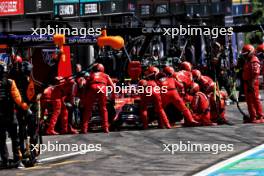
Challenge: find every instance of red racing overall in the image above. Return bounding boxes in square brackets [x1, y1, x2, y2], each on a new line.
[82, 71, 115, 133]
[208, 91, 228, 124]
[190, 92, 214, 126]
[157, 77, 199, 126]
[242, 56, 264, 122]
[42, 80, 74, 135]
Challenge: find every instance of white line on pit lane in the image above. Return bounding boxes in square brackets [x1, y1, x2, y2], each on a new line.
[193, 144, 264, 176]
[38, 150, 92, 163]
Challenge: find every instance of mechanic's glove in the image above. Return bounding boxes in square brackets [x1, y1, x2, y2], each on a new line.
[65, 102, 73, 108]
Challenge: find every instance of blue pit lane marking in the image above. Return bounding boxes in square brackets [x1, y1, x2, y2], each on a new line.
[194, 144, 264, 176]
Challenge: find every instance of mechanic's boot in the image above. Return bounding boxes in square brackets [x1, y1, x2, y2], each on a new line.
[159, 110, 171, 129]
[183, 120, 200, 127]
[200, 115, 215, 126]
[164, 122, 171, 129]
[68, 126, 78, 134]
[103, 128, 109, 133]
[46, 129, 59, 135]
[200, 119, 217, 126]
[245, 117, 261, 124]
[159, 118, 171, 129]
[163, 118, 172, 129]
[182, 110, 200, 127]
[258, 116, 264, 123]
[250, 119, 261, 123]
[80, 127, 88, 134]
[46, 122, 59, 135]
[46, 115, 59, 135]
[202, 121, 217, 126]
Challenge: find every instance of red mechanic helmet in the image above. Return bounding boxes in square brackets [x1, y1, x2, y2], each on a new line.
[190, 82, 200, 94]
[256, 43, 264, 55]
[241, 44, 255, 57]
[144, 66, 159, 77]
[181, 61, 192, 71]
[163, 66, 175, 76]
[192, 69, 201, 80]
[93, 63, 105, 72]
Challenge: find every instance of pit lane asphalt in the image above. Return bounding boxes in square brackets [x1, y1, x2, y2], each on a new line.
[2, 100, 264, 176]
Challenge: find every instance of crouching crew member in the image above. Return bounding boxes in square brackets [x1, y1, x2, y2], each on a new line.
[208, 90, 229, 125]
[188, 83, 215, 126]
[192, 69, 231, 124]
[156, 71, 199, 127]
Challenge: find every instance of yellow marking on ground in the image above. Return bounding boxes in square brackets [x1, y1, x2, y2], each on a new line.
[20, 160, 90, 171]
[16, 173, 25, 176]
[49, 160, 88, 167]
[21, 166, 52, 170]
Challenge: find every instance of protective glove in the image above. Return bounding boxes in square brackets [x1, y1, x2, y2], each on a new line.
[64, 102, 73, 108]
